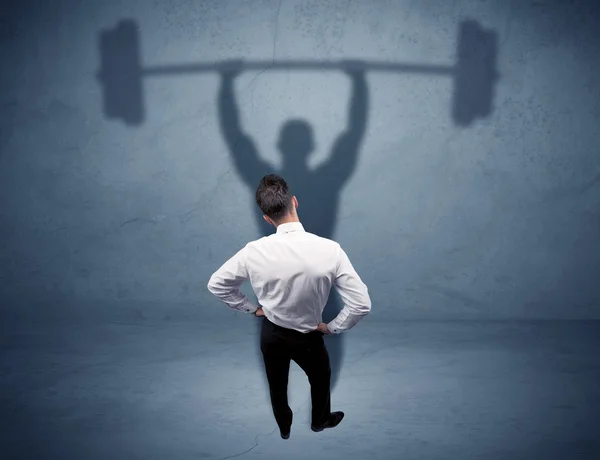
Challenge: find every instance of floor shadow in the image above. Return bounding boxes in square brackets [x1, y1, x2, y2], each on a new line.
[216, 65, 369, 392]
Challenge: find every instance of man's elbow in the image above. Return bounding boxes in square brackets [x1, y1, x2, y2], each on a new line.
[207, 275, 220, 294]
[356, 297, 371, 316]
[362, 299, 372, 315]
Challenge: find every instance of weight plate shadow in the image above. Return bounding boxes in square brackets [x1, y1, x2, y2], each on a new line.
[98, 19, 144, 126]
[453, 19, 498, 127]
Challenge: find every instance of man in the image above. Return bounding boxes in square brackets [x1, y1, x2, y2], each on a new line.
[207, 174, 372, 440]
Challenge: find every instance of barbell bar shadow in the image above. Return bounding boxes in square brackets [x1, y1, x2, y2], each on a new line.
[98, 19, 498, 127]
[141, 61, 454, 75]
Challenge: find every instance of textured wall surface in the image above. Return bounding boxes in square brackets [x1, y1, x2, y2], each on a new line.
[1, 0, 600, 321]
[1, 2, 600, 459]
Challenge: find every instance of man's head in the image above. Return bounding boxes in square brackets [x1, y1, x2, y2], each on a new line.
[255, 174, 299, 227]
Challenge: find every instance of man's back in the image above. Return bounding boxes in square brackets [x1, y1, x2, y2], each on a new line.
[245, 222, 371, 334]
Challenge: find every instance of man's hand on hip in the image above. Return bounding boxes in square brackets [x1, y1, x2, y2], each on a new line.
[317, 322, 332, 335]
[254, 307, 265, 317]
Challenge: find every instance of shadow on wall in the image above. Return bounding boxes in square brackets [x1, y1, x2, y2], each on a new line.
[217, 62, 368, 392]
[97, 19, 499, 128]
[96, 19, 499, 392]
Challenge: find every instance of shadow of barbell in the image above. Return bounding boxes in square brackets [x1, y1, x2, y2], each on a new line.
[98, 19, 499, 127]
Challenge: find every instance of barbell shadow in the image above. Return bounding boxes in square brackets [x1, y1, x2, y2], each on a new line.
[97, 18, 499, 127]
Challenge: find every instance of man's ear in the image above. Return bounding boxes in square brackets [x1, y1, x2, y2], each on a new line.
[292, 196, 298, 208]
[263, 215, 274, 226]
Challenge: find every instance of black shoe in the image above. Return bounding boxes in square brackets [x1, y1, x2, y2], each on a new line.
[311, 411, 345, 432]
[280, 412, 292, 439]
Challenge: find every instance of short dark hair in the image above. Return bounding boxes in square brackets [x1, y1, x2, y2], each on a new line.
[255, 174, 293, 221]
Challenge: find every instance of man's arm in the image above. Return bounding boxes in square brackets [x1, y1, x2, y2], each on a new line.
[207, 245, 260, 314]
[326, 245, 372, 334]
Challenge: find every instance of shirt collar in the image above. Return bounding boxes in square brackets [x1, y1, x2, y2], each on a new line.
[276, 222, 305, 234]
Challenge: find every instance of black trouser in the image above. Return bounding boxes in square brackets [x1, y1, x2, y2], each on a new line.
[260, 316, 332, 431]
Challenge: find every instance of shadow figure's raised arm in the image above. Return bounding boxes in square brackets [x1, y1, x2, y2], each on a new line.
[318, 62, 369, 185]
[217, 61, 272, 188]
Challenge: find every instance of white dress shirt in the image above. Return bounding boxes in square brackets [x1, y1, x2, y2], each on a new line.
[207, 222, 371, 334]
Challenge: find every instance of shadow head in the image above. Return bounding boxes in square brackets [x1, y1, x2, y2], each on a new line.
[277, 119, 315, 166]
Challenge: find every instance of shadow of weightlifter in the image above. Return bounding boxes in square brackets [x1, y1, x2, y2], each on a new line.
[216, 59, 369, 393]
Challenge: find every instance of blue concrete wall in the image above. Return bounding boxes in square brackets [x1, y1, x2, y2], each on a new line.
[1, 0, 600, 321]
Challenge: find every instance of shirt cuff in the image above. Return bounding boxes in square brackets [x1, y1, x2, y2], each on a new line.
[240, 299, 259, 315]
[326, 323, 340, 334]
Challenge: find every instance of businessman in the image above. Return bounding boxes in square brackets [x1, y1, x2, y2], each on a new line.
[207, 174, 371, 439]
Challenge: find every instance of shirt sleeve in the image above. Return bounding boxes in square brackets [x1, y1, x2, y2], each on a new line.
[326, 244, 372, 334]
[207, 245, 260, 314]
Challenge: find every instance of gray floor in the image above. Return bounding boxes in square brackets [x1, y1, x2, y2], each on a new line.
[2, 314, 599, 460]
